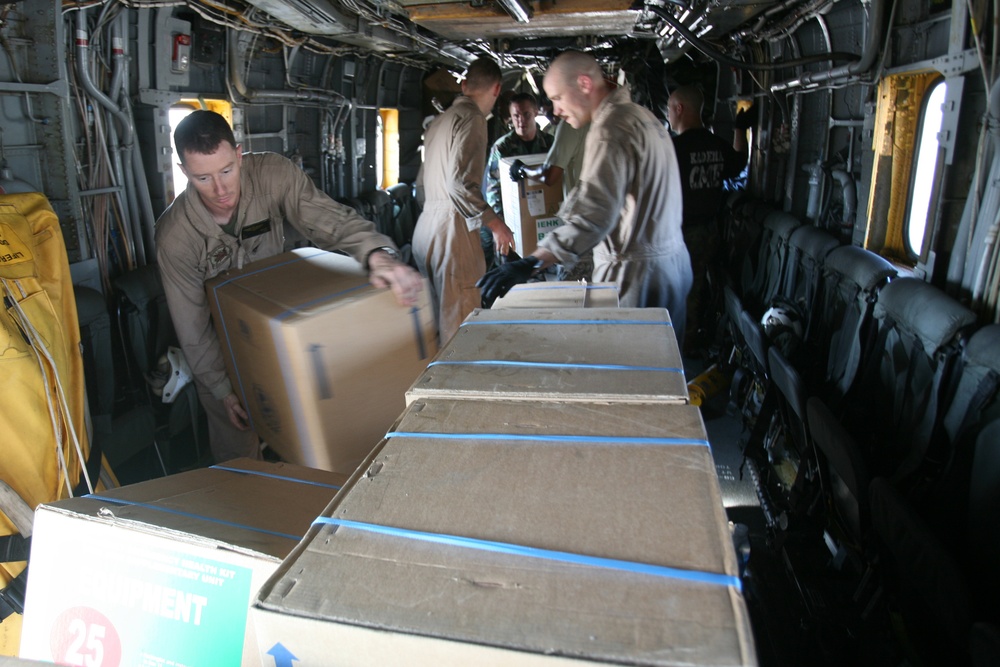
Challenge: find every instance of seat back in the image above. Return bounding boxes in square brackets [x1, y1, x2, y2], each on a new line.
[386, 182, 418, 254]
[870, 477, 972, 663]
[114, 264, 176, 380]
[741, 210, 801, 314]
[113, 265, 206, 472]
[942, 324, 1000, 447]
[354, 189, 396, 242]
[968, 420, 1000, 611]
[75, 286, 114, 422]
[75, 284, 161, 482]
[781, 225, 840, 337]
[766, 346, 812, 507]
[854, 278, 976, 480]
[722, 195, 771, 288]
[812, 245, 896, 403]
[808, 396, 870, 544]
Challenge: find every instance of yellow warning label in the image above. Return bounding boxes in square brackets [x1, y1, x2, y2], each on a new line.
[0, 222, 32, 266]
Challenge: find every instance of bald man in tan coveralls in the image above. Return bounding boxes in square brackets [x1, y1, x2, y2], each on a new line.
[412, 58, 514, 344]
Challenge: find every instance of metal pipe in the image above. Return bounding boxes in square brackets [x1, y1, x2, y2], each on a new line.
[650, 5, 859, 72]
[771, 0, 887, 92]
[830, 169, 858, 230]
[112, 14, 154, 265]
[228, 34, 347, 106]
[76, 9, 141, 266]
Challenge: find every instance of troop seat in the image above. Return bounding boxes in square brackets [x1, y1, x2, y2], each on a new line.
[848, 278, 976, 484]
[741, 210, 802, 315]
[781, 224, 841, 338]
[810, 245, 896, 405]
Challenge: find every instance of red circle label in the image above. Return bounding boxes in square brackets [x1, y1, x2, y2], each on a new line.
[49, 606, 123, 667]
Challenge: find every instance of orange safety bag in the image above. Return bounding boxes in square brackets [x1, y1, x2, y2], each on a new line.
[0, 193, 111, 655]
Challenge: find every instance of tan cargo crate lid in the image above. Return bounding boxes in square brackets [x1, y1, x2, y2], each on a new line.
[41, 458, 346, 559]
[407, 307, 687, 404]
[491, 281, 620, 309]
[254, 399, 755, 666]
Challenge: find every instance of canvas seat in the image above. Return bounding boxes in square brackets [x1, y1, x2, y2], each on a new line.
[741, 210, 801, 315]
[849, 278, 976, 484]
[811, 245, 896, 405]
[76, 285, 163, 484]
[780, 224, 840, 340]
[870, 476, 973, 666]
[113, 265, 207, 473]
[807, 396, 870, 573]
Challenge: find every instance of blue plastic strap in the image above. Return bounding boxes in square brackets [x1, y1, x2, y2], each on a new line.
[507, 284, 618, 291]
[410, 306, 428, 360]
[83, 494, 302, 541]
[209, 249, 327, 432]
[384, 431, 709, 447]
[460, 319, 671, 327]
[210, 465, 343, 490]
[313, 517, 740, 591]
[427, 359, 683, 373]
[275, 283, 368, 321]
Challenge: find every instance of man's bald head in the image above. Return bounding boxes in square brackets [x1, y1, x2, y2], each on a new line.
[542, 51, 609, 129]
[667, 84, 706, 134]
[546, 51, 603, 88]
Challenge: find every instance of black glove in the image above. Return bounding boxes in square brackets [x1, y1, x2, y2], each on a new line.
[734, 105, 757, 131]
[509, 159, 527, 182]
[477, 255, 539, 307]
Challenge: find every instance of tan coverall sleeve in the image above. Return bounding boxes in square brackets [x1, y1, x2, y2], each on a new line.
[157, 238, 234, 401]
[539, 129, 632, 265]
[448, 111, 501, 232]
[278, 164, 396, 262]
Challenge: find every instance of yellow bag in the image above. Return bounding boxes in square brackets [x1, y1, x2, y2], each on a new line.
[0, 193, 108, 655]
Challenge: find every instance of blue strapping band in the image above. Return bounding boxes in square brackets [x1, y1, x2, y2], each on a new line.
[384, 431, 709, 447]
[275, 283, 368, 321]
[427, 359, 684, 373]
[210, 465, 343, 490]
[509, 285, 618, 291]
[83, 494, 302, 541]
[461, 319, 671, 327]
[209, 250, 327, 432]
[313, 517, 741, 591]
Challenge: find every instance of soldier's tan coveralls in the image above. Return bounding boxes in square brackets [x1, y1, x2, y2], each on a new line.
[412, 96, 501, 345]
[156, 153, 395, 463]
[537, 87, 693, 342]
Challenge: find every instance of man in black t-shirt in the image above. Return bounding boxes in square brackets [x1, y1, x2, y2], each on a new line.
[668, 85, 751, 355]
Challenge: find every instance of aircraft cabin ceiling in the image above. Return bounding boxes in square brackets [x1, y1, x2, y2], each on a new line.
[234, 0, 833, 69]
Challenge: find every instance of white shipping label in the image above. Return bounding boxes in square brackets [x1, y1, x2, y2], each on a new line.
[526, 189, 547, 217]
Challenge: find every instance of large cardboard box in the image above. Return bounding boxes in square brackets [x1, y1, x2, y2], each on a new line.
[252, 399, 756, 666]
[492, 281, 620, 309]
[499, 153, 563, 256]
[206, 248, 437, 473]
[407, 307, 687, 405]
[19, 459, 347, 667]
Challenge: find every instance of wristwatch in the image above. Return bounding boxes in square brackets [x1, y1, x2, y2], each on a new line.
[366, 246, 400, 273]
[369, 246, 399, 261]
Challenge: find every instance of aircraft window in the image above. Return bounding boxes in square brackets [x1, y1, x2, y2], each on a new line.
[906, 80, 947, 258]
[378, 108, 400, 189]
[169, 105, 197, 201]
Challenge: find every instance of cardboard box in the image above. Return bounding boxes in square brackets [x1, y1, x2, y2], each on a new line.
[206, 248, 437, 473]
[499, 153, 563, 256]
[492, 281, 620, 309]
[19, 459, 347, 667]
[407, 307, 687, 405]
[252, 399, 756, 666]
